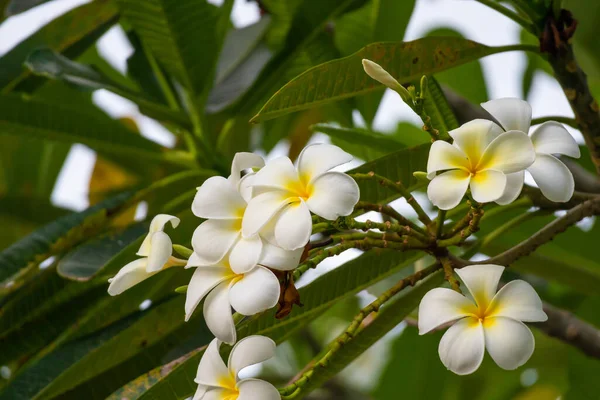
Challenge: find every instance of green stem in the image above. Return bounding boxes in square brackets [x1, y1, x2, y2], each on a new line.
[437, 203, 484, 247]
[475, 0, 537, 33]
[441, 256, 461, 293]
[354, 201, 427, 235]
[436, 209, 446, 238]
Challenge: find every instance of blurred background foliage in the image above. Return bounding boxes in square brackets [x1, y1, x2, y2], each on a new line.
[0, 0, 599, 399]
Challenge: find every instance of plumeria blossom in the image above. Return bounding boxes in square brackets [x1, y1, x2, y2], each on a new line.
[193, 336, 280, 400]
[185, 251, 282, 344]
[242, 144, 360, 250]
[108, 214, 185, 296]
[481, 98, 581, 204]
[418, 264, 548, 375]
[361, 59, 412, 103]
[191, 152, 267, 273]
[427, 119, 536, 209]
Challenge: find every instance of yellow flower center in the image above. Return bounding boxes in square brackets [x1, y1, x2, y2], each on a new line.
[285, 172, 313, 201]
[217, 373, 239, 399]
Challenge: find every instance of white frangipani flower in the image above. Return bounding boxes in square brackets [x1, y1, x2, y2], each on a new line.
[108, 214, 184, 296]
[481, 98, 581, 204]
[427, 119, 536, 210]
[185, 252, 280, 344]
[193, 336, 280, 400]
[191, 153, 266, 274]
[361, 59, 411, 103]
[242, 144, 360, 250]
[418, 264, 548, 375]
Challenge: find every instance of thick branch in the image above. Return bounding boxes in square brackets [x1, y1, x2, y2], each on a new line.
[533, 302, 600, 359]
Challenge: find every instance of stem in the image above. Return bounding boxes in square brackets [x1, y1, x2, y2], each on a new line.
[436, 209, 446, 238]
[437, 203, 484, 247]
[351, 172, 433, 227]
[531, 115, 578, 129]
[354, 201, 427, 235]
[341, 218, 431, 244]
[440, 256, 461, 293]
[475, 0, 537, 33]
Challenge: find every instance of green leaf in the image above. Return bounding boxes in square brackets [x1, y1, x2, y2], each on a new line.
[0, 0, 118, 93]
[349, 142, 431, 204]
[418, 75, 459, 139]
[107, 249, 423, 400]
[116, 0, 230, 111]
[0, 192, 132, 284]
[4, 0, 52, 17]
[0, 94, 175, 162]
[250, 38, 529, 123]
[298, 271, 444, 396]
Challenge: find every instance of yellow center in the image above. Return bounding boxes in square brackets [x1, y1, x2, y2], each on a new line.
[285, 173, 313, 201]
[461, 291, 501, 328]
[218, 373, 239, 400]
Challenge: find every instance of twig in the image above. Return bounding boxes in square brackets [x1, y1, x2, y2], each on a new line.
[354, 201, 427, 235]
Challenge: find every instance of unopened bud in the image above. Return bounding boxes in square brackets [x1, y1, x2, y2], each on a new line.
[362, 59, 412, 104]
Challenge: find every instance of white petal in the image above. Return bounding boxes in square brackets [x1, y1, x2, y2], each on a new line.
[418, 288, 477, 334]
[195, 338, 229, 386]
[427, 169, 471, 210]
[229, 266, 280, 316]
[192, 384, 208, 400]
[469, 169, 507, 203]
[456, 264, 504, 311]
[185, 267, 231, 321]
[481, 98, 532, 133]
[192, 176, 247, 220]
[449, 119, 503, 167]
[438, 317, 485, 375]
[237, 379, 280, 400]
[478, 131, 535, 173]
[145, 231, 173, 273]
[242, 191, 292, 238]
[186, 252, 212, 268]
[230, 152, 265, 182]
[229, 235, 263, 274]
[252, 156, 299, 191]
[530, 121, 580, 158]
[306, 171, 359, 220]
[228, 336, 276, 377]
[484, 317, 535, 370]
[297, 143, 353, 182]
[202, 389, 236, 400]
[192, 220, 240, 264]
[259, 242, 303, 271]
[204, 281, 237, 344]
[495, 171, 525, 205]
[528, 153, 575, 202]
[427, 140, 470, 176]
[238, 173, 256, 203]
[107, 258, 155, 296]
[362, 59, 404, 92]
[488, 280, 548, 322]
[274, 200, 312, 250]
[138, 214, 179, 256]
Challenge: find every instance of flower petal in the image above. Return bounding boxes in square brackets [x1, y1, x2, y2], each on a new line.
[259, 242, 303, 271]
[418, 288, 477, 334]
[186, 251, 212, 268]
[192, 384, 208, 400]
[449, 119, 503, 167]
[229, 266, 280, 315]
[192, 176, 247, 220]
[427, 140, 470, 177]
[242, 191, 292, 238]
[229, 235, 263, 274]
[204, 281, 237, 344]
[530, 121, 580, 158]
[481, 98, 532, 133]
[229, 152, 265, 182]
[455, 264, 504, 311]
[201, 389, 236, 400]
[185, 266, 231, 321]
[192, 220, 240, 264]
[306, 171, 359, 220]
[145, 231, 173, 273]
[488, 280, 548, 322]
[478, 131, 535, 173]
[495, 171, 525, 205]
[297, 143, 353, 182]
[228, 336, 276, 377]
[252, 156, 299, 191]
[469, 169, 507, 203]
[138, 214, 179, 256]
[484, 317, 535, 370]
[274, 200, 312, 250]
[427, 169, 471, 210]
[438, 317, 485, 375]
[237, 379, 281, 400]
[107, 258, 155, 296]
[528, 153, 574, 202]
[362, 59, 404, 92]
[195, 338, 229, 386]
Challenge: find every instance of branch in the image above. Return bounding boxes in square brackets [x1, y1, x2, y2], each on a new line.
[470, 196, 600, 266]
[533, 302, 600, 359]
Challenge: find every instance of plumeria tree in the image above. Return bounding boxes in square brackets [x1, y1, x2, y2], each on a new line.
[1, 0, 600, 399]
